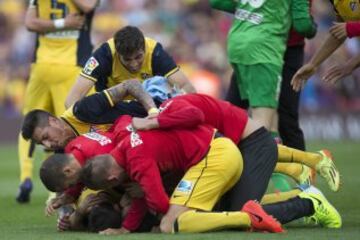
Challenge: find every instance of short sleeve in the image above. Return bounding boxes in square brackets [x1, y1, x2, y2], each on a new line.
[151, 43, 179, 77]
[80, 42, 113, 87]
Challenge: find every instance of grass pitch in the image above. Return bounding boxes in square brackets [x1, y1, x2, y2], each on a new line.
[0, 142, 359, 240]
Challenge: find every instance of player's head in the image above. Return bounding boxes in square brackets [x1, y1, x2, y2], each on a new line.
[87, 203, 122, 232]
[114, 25, 145, 73]
[22, 109, 73, 150]
[40, 153, 81, 192]
[81, 154, 127, 190]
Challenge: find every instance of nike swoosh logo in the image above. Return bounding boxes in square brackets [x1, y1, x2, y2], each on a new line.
[311, 195, 323, 206]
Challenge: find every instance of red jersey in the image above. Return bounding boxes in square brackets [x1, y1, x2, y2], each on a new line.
[63, 132, 115, 198]
[157, 93, 248, 144]
[110, 115, 214, 214]
[65, 132, 115, 165]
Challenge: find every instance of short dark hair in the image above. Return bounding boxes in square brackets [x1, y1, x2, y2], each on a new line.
[39, 153, 72, 192]
[87, 203, 122, 232]
[114, 26, 145, 56]
[81, 155, 112, 190]
[22, 109, 53, 140]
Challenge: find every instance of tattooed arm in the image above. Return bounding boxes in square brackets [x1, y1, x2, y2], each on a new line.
[105, 79, 156, 112]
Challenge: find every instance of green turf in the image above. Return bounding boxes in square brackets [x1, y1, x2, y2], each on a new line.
[0, 142, 359, 239]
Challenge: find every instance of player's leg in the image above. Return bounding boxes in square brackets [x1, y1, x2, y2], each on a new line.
[262, 185, 342, 228]
[161, 137, 282, 233]
[278, 45, 306, 151]
[17, 63, 53, 203]
[239, 63, 293, 193]
[225, 71, 249, 109]
[274, 162, 313, 185]
[243, 63, 282, 131]
[50, 65, 81, 115]
[221, 127, 278, 210]
[277, 144, 340, 191]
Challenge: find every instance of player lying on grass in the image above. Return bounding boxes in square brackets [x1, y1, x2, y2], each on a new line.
[39, 114, 341, 234]
[56, 188, 162, 233]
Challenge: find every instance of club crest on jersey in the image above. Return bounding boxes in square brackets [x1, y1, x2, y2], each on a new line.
[83, 132, 112, 146]
[83, 57, 99, 75]
[350, 1, 357, 11]
[176, 180, 193, 193]
[130, 132, 143, 148]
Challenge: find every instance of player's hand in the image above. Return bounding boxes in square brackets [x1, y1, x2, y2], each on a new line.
[132, 117, 159, 130]
[57, 214, 71, 232]
[291, 63, 317, 92]
[64, 13, 85, 30]
[45, 194, 75, 216]
[99, 227, 130, 235]
[123, 182, 144, 198]
[147, 112, 159, 119]
[329, 22, 347, 40]
[77, 194, 107, 215]
[322, 64, 351, 84]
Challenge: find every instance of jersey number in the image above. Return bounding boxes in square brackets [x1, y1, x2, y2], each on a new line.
[50, 0, 68, 19]
[240, 0, 266, 8]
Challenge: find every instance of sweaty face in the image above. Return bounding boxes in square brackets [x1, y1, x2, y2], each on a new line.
[32, 120, 71, 150]
[119, 49, 145, 73]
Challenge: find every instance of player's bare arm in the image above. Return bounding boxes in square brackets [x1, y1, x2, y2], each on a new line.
[291, 32, 346, 91]
[107, 79, 157, 112]
[323, 54, 360, 84]
[25, 5, 85, 33]
[71, 0, 99, 13]
[167, 70, 196, 93]
[65, 75, 95, 108]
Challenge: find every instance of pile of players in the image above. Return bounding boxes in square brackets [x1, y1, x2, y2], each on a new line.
[17, 0, 354, 235]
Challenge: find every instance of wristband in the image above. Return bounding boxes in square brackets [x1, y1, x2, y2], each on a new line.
[148, 108, 159, 115]
[54, 19, 65, 29]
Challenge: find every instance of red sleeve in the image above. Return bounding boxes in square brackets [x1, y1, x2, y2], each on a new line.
[121, 198, 148, 231]
[158, 100, 205, 129]
[64, 183, 84, 199]
[71, 148, 87, 166]
[346, 22, 360, 38]
[126, 147, 169, 214]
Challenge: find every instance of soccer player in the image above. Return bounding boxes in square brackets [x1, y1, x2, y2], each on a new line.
[77, 122, 284, 234]
[79, 116, 340, 234]
[210, 0, 315, 134]
[211, 0, 316, 192]
[21, 79, 156, 152]
[292, 0, 360, 90]
[81, 84, 339, 196]
[65, 25, 195, 108]
[37, 115, 341, 233]
[17, 0, 98, 203]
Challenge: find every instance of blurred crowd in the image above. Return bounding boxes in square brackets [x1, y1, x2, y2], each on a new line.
[1, 0, 360, 118]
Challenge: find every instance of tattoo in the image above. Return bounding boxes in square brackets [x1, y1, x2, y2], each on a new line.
[107, 79, 156, 110]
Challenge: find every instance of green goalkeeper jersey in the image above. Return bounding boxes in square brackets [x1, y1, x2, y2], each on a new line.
[227, 0, 291, 66]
